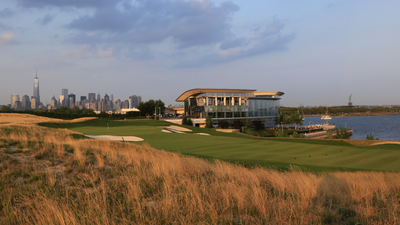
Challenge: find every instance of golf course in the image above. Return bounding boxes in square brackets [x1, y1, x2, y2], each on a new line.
[40, 118, 400, 172]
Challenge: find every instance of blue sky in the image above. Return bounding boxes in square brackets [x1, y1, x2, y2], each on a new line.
[1, 0, 399, 107]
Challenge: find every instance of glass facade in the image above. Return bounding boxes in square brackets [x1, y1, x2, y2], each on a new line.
[188, 92, 280, 120]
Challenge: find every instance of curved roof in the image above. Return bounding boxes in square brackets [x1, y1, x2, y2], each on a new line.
[176, 88, 256, 102]
[253, 91, 285, 96]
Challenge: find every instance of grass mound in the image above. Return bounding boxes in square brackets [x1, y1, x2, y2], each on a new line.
[1, 125, 400, 224]
[39, 118, 400, 172]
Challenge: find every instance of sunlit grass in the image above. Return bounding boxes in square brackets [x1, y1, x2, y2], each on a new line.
[0, 115, 400, 224]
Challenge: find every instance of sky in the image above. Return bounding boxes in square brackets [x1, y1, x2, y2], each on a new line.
[1, 0, 400, 107]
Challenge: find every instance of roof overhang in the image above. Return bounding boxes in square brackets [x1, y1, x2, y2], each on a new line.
[247, 97, 281, 101]
[253, 91, 285, 96]
[176, 88, 256, 102]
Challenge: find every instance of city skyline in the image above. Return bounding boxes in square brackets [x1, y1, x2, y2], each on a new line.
[6, 75, 146, 111]
[1, 1, 400, 106]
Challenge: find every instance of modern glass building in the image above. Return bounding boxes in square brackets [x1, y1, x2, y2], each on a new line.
[176, 89, 284, 125]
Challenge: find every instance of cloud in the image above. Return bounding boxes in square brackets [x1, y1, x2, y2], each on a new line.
[97, 48, 113, 57]
[0, 32, 16, 45]
[15, 0, 294, 66]
[62, 45, 114, 58]
[175, 19, 295, 67]
[36, 14, 54, 25]
[0, 22, 13, 31]
[66, 0, 239, 48]
[62, 45, 95, 58]
[0, 8, 14, 18]
[220, 37, 248, 50]
[16, 0, 116, 9]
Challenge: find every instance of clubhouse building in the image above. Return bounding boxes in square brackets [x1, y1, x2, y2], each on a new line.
[176, 88, 284, 126]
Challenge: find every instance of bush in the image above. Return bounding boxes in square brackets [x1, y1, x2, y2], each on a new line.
[274, 130, 288, 137]
[290, 131, 305, 138]
[242, 119, 252, 127]
[327, 130, 333, 139]
[182, 117, 188, 125]
[232, 120, 243, 129]
[187, 119, 193, 126]
[219, 120, 230, 129]
[366, 134, 379, 140]
[335, 127, 351, 139]
[252, 120, 264, 131]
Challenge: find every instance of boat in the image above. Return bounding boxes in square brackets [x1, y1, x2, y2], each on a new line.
[321, 115, 332, 120]
[321, 106, 332, 120]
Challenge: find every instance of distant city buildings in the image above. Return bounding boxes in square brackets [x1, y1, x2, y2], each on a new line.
[6, 74, 143, 112]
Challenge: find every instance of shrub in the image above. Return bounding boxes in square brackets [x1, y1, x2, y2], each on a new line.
[366, 134, 379, 140]
[242, 119, 252, 127]
[232, 120, 243, 129]
[290, 131, 305, 138]
[334, 127, 351, 139]
[182, 117, 188, 125]
[274, 130, 288, 137]
[219, 120, 230, 129]
[327, 130, 333, 139]
[252, 120, 264, 131]
[187, 119, 193, 126]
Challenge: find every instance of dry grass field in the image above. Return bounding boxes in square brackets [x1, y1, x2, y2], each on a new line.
[1, 114, 400, 224]
[0, 113, 96, 126]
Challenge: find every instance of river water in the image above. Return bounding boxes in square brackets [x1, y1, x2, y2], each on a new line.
[303, 114, 400, 141]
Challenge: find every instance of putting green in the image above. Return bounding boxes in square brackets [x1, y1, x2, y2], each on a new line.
[39, 119, 400, 172]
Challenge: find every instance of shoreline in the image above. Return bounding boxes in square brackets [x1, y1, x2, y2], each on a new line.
[304, 112, 399, 117]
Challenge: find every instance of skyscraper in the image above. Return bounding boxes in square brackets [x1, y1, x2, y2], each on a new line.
[88, 93, 96, 102]
[51, 96, 57, 109]
[11, 95, 19, 109]
[33, 72, 40, 105]
[62, 89, 68, 106]
[129, 95, 142, 108]
[68, 94, 76, 108]
[21, 95, 30, 110]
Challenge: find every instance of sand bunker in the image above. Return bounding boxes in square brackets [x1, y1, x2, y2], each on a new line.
[85, 135, 144, 142]
[196, 133, 210, 136]
[168, 125, 192, 132]
[161, 129, 173, 133]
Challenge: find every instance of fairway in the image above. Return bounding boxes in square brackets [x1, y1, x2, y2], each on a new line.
[40, 119, 400, 172]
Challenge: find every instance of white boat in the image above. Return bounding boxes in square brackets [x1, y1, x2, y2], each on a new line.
[321, 106, 332, 120]
[321, 115, 332, 120]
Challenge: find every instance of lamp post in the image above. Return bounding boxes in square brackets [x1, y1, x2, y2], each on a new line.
[309, 121, 313, 133]
[281, 122, 283, 132]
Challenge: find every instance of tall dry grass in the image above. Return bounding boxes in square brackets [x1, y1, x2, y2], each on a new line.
[0, 113, 96, 126]
[1, 123, 400, 224]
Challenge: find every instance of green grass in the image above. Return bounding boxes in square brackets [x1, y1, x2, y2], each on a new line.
[39, 119, 400, 172]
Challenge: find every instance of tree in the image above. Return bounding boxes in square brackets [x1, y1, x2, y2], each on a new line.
[138, 99, 165, 117]
[282, 115, 291, 129]
[154, 99, 165, 115]
[274, 114, 284, 126]
[289, 113, 303, 130]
